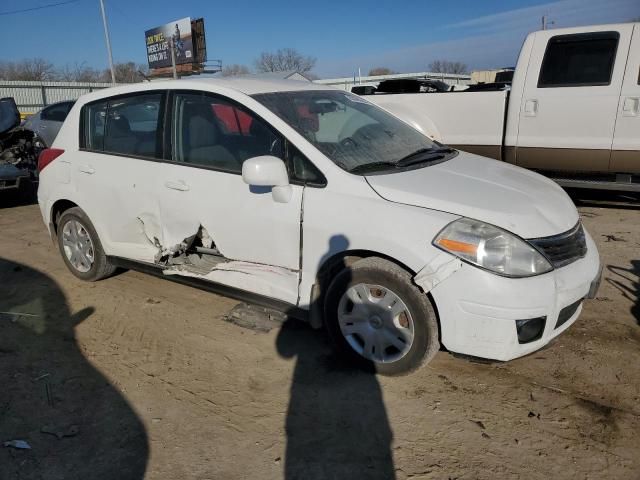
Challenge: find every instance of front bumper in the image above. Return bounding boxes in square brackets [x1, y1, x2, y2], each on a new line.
[0, 164, 31, 191]
[0, 175, 23, 191]
[429, 228, 601, 361]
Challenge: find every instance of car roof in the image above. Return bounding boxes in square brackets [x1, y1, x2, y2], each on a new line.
[76, 77, 337, 105]
[197, 77, 333, 94]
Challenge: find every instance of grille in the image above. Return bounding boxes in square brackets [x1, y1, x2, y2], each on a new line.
[528, 222, 587, 269]
[555, 299, 582, 329]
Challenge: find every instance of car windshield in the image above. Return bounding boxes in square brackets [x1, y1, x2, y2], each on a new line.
[252, 90, 453, 173]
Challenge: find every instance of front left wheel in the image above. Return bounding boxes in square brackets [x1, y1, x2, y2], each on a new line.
[324, 257, 440, 375]
[57, 207, 116, 281]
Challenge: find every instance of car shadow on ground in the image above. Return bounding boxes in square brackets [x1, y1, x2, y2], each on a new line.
[276, 235, 396, 480]
[606, 261, 640, 326]
[567, 188, 640, 211]
[0, 258, 148, 479]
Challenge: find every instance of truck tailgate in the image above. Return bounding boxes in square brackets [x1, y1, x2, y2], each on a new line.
[369, 91, 508, 158]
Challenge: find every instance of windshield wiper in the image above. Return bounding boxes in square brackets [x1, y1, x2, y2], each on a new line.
[349, 161, 399, 174]
[349, 147, 457, 174]
[395, 147, 456, 167]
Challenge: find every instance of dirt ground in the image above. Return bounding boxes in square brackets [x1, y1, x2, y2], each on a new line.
[1, 192, 639, 480]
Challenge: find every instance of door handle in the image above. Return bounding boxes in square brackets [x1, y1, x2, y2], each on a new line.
[78, 165, 95, 174]
[524, 99, 538, 117]
[164, 180, 190, 191]
[622, 97, 639, 117]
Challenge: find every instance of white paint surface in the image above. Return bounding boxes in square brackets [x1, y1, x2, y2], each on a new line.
[366, 23, 639, 166]
[517, 24, 634, 152]
[369, 90, 507, 146]
[613, 23, 640, 152]
[38, 75, 601, 362]
[365, 153, 579, 238]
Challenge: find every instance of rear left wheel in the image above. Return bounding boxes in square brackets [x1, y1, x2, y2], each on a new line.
[57, 207, 116, 281]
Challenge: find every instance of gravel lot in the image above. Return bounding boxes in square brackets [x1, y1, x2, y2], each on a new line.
[1, 194, 639, 480]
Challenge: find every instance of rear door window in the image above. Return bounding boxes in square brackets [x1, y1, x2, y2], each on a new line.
[105, 94, 163, 158]
[538, 32, 619, 88]
[82, 92, 164, 158]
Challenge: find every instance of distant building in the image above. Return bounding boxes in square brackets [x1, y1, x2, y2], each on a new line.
[471, 68, 514, 84]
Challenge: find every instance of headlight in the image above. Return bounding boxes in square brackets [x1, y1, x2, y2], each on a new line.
[433, 218, 552, 277]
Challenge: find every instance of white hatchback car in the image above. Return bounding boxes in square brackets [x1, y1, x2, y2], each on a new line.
[38, 79, 601, 375]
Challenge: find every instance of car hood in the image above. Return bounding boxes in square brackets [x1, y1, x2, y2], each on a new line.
[365, 152, 579, 238]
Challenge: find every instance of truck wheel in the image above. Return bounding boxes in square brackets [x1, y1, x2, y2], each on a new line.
[57, 207, 116, 281]
[324, 257, 439, 375]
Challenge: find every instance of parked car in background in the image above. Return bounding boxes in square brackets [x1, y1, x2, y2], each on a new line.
[361, 23, 640, 192]
[23, 100, 75, 149]
[352, 79, 453, 96]
[38, 79, 600, 374]
[0, 97, 37, 199]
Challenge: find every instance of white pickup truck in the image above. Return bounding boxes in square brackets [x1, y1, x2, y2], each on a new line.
[362, 23, 640, 192]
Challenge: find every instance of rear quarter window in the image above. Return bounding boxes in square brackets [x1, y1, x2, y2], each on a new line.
[82, 101, 107, 151]
[537, 31, 619, 88]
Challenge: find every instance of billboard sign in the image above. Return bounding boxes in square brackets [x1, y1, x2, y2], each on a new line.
[145, 17, 193, 69]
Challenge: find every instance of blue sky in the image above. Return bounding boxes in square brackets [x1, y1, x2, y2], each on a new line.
[1, 0, 638, 77]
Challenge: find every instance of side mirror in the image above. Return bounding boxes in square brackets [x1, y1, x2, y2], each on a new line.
[242, 155, 292, 203]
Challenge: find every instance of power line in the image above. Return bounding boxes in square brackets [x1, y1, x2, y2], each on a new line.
[0, 0, 82, 17]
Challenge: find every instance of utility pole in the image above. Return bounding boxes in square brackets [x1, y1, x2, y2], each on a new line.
[541, 15, 555, 30]
[99, 0, 116, 84]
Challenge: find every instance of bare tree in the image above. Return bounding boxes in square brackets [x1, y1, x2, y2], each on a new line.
[20, 58, 57, 81]
[100, 62, 148, 83]
[0, 58, 56, 81]
[368, 67, 396, 76]
[221, 64, 251, 77]
[0, 62, 18, 80]
[58, 62, 102, 82]
[0, 58, 147, 83]
[254, 48, 316, 73]
[428, 60, 468, 75]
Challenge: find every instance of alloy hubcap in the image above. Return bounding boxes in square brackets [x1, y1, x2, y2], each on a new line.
[337, 283, 415, 363]
[62, 220, 95, 273]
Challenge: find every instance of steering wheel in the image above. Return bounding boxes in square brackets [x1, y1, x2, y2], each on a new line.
[339, 136, 358, 149]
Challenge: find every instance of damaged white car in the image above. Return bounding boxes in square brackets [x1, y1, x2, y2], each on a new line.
[37, 79, 601, 374]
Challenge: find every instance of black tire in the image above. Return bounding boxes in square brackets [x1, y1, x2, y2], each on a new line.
[57, 207, 116, 281]
[324, 257, 440, 376]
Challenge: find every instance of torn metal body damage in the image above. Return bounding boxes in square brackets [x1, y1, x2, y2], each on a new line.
[137, 220, 300, 304]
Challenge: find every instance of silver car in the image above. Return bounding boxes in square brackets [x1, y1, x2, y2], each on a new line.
[23, 100, 75, 148]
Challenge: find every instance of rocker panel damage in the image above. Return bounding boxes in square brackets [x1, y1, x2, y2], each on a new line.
[137, 216, 299, 304]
